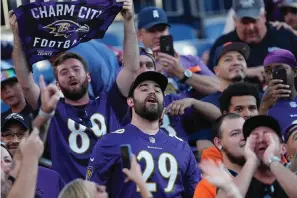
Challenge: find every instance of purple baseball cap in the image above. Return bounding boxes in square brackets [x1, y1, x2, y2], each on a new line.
[264, 49, 297, 68]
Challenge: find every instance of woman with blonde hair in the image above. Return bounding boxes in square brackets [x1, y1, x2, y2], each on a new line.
[58, 179, 107, 198]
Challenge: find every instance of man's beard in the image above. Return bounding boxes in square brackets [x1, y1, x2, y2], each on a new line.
[133, 98, 164, 121]
[59, 77, 88, 101]
[231, 75, 244, 82]
[223, 146, 246, 166]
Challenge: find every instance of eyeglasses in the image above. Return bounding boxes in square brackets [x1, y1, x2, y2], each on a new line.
[281, 7, 297, 15]
[1, 132, 26, 141]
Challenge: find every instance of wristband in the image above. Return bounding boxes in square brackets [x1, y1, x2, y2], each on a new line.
[268, 156, 281, 168]
[38, 108, 55, 119]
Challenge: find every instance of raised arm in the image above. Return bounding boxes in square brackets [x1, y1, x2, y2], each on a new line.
[216, 135, 260, 198]
[116, 0, 140, 97]
[158, 53, 220, 96]
[166, 98, 221, 121]
[7, 128, 44, 198]
[9, 11, 40, 110]
[262, 134, 297, 197]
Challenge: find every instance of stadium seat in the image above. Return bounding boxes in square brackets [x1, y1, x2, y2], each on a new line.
[101, 22, 124, 47]
[170, 23, 197, 41]
[203, 16, 226, 41]
[174, 39, 213, 57]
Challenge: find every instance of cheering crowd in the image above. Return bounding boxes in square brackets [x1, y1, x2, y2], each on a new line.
[1, 0, 297, 197]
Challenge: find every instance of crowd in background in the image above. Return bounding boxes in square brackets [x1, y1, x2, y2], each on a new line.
[1, 0, 297, 197]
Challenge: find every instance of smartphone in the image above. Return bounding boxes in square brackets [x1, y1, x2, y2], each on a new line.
[272, 66, 287, 85]
[120, 144, 132, 169]
[160, 35, 175, 56]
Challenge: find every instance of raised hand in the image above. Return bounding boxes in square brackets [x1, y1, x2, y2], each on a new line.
[261, 79, 291, 110]
[120, 0, 134, 21]
[39, 75, 60, 113]
[263, 133, 282, 166]
[244, 135, 260, 167]
[19, 128, 44, 160]
[122, 155, 144, 184]
[165, 98, 194, 116]
[8, 11, 19, 36]
[199, 160, 232, 189]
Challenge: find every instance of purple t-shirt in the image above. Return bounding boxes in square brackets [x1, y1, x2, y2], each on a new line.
[47, 83, 128, 183]
[268, 97, 297, 134]
[36, 166, 65, 198]
[87, 124, 201, 198]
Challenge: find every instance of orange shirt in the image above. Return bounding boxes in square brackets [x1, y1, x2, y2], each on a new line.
[194, 178, 217, 198]
[201, 146, 222, 162]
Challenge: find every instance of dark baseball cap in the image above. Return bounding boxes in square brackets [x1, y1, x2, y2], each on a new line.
[1, 113, 29, 133]
[280, 0, 297, 9]
[137, 7, 170, 30]
[233, 0, 264, 19]
[243, 115, 282, 140]
[128, 71, 168, 97]
[283, 123, 297, 143]
[214, 42, 250, 66]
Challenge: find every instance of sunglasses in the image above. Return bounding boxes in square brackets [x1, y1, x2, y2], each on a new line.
[281, 7, 297, 15]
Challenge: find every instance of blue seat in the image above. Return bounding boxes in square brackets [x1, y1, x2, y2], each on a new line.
[101, 22, 124, 47]
[174, 39, 213, 57]
[204, 22, 225, 41]
[170, 23, 197, 41]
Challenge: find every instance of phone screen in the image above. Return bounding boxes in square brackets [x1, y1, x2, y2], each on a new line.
[272, 66, 287, 85]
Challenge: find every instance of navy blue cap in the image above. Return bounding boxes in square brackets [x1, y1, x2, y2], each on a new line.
[1, 113, 29, 132]
[213, 42, 250, 66]
[137, 7, 170, 30]
[233, 0, 264, 19]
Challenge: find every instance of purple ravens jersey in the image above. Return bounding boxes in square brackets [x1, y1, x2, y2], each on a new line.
[47, 83, 128, 183]
[36, 166, 65, 198]
[268, 97, 297, 132]
[162, 94, 201, 142]
[87, 124, 201, 198]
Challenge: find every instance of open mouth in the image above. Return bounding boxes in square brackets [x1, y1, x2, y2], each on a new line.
[69, 81, 79, 86]
[146, 96, 157, 104]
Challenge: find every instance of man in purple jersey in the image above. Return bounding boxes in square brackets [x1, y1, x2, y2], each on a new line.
[261, 49, 297, 131]
[120, 48, 221, 144]
[137, 7, 220, 98]
[1, 113, 65, 198]
[87, 71, 201, 198]
[9, 0, 139, 182]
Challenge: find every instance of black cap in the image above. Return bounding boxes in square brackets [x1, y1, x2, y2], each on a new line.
[214, 42, 250, 66]
[1, 113, 29, 133]
[243, 115, 282, 140]
[128, 71, 168, 97]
